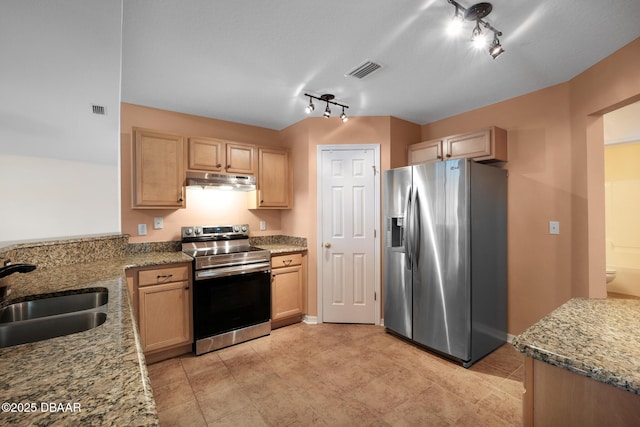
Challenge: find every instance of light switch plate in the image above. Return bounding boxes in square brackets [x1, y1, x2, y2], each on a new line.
[138, 223, 147, 235]
[549, 221, 560, 235]
[153, 216, 164, 229]
[259, 220, 266, 231]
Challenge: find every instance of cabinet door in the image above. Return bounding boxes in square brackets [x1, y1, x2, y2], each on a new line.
[226, 142, 255, 174]
[408, 139, 442, 165]
[138, 281, 192, 353]
[271, 265, 303, 320]
[188, 137, 224, 171]
[133, 128, 185, 208]
[257, 148, 291, 208]
[445, 129, 491, 160]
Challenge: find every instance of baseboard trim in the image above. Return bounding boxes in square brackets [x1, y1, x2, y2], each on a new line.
[303, 315, 318, 324]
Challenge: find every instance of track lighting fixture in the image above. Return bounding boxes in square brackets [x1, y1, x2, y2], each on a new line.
[303, 93, 349, 122]
[446, 1, 505, 59]
[305, 96, 315, 114]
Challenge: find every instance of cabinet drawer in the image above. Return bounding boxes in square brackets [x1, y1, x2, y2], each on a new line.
[139, 264, 190, 286]
[271, 253, 303, 268]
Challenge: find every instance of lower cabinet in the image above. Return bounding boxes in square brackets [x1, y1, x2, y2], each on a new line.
[127, 262, 193, 364]
[271, 252, 305, 328]
[523, 357, 640, 426]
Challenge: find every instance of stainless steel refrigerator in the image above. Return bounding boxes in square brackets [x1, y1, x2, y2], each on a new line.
[383, 158, 507, 367]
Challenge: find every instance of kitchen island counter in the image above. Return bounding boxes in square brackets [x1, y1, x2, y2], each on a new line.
[513, 297, 640, 426]
[0, 247, 192, 426]
[512, 297, 640, 394]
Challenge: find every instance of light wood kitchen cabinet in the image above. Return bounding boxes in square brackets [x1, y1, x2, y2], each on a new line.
[523, 357, 640, 426]
[132, 128, 185, 209]
[408, 138, 443, 164]
[271, 252, 305, 328]
[129, 263, 192, 363]
[408, 126, 507, 165]
[248, 147, 292, 209]
[188, 137, 224, 172]
[187, 137, 256, 174]
[226, 142, 256, 174]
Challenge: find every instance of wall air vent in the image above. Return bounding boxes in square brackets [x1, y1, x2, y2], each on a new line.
[345, 60, 382, 79]
[92, 104, 106, 115]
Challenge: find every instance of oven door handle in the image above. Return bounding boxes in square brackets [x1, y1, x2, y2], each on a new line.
[195, 262, 271, 280]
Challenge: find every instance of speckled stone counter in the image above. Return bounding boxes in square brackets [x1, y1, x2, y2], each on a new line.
[0, 236, 192, 426]
[250, 235, 307, 254]
[512, 297, 640, 394]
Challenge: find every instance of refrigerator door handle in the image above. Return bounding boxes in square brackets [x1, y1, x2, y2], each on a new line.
[404, 188, 412, 269]
[413, 188, 421, 262]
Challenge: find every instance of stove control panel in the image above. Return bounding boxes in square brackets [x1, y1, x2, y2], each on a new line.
[181, 224, 249, 240]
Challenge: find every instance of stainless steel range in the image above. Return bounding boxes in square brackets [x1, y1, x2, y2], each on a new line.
[181, 224, 271, 355]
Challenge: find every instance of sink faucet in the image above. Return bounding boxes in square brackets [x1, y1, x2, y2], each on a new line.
[0, 260, 37, 299]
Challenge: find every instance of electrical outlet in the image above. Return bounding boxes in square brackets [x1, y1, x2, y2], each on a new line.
[138, 223, 147, 236]
[153, 216, 164, 229]
[549, 221, 560, 235]
[259, 220, 266, 231]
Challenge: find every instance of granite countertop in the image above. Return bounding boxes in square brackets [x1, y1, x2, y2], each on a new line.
[0, 250, 192, 426]
[250, 235, 307, 254]
[512, 297, 640, 394]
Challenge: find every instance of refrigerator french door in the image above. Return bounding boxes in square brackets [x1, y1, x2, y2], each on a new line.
[383, 159, 507, 367]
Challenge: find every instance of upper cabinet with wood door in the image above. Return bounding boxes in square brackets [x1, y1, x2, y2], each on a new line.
[187, 137, 255, 175]
[132, 128, 185, 209]
[248, 147, 292, 209]
[408, 126, 508, 165]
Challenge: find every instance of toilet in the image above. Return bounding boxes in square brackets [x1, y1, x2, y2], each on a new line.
[606, 268, 617, 284]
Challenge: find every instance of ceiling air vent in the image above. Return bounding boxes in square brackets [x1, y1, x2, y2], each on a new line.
[92, 104, 106, 115]
[345, 60, 382, 79]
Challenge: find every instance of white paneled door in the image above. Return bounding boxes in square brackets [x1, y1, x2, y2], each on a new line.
[319, 146, 379, 324]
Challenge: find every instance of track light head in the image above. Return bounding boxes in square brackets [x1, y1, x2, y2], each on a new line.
[489, 32, 504, 59]
[323, 103, 331, 118]
[305, 97, 315, 114]
[471, 20, 487, 48]
[340, 107, 348, 123]
[447, 5, 464, 36]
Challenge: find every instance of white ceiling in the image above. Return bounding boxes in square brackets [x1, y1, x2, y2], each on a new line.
[121, 0, 640, 131]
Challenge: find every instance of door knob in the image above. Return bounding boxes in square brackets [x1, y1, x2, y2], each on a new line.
[324, 243, 331, 248]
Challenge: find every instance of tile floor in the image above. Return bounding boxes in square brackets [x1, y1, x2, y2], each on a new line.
[147, 323, 524, 426]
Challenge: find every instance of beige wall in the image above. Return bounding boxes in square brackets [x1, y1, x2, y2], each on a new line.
[120, 103, 283, 242]
[422, 37, 640, 334]
[604, 142, 640, 297]
[280, 116, 421, 317]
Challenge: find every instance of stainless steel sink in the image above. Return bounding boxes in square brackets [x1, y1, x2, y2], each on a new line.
[0, 289, 108, 322]
[0, 288, 108, 348]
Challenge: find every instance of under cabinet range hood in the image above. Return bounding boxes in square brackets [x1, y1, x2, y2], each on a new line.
[186, 171, 256, 191]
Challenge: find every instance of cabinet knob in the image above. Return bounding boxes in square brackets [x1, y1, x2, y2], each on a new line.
[227, 164, 231, 169]
[184, 286, 190, 290]
[216, 163, 222, 168]
[324, 243, 331, 248]
[446, 154, 452, 158]
[437, 155, 442, 160]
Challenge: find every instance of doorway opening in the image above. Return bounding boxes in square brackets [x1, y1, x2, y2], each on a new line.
[603, 101, 640, 298]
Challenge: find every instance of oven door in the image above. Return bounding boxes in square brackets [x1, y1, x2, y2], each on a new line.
[193, 269, 271, 341]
